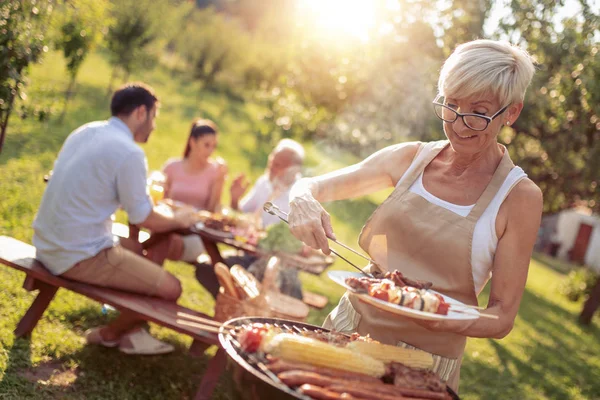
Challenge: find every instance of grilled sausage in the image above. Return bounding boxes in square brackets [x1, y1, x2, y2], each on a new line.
[268, 360, 383, 383]
[278, 371, 336, 387]
[327, 384, 408, 399]
[278, 371, 448, 400]
[298, 384, 359, 400]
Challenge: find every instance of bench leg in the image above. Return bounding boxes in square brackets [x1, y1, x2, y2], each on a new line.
[194, 348, 227, 400]
[199, 237, 224, 265]
[14, 279, 58, 337]
[189, 339, 211, 357]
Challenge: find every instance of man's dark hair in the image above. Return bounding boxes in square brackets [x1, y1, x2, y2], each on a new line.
[110, 82, 158, 116]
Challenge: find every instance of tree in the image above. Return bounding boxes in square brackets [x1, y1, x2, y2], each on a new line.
[497, 0, 600, 213]
[52, 0, 110, 120]
[175, 7, 246, 87]
[105, 0, 187, 90]
[0, 0, 55, 153]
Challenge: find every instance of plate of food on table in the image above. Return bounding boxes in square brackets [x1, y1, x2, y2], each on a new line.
[195, 208, 263, 242]
[328, 270, 483, 321]
[222, 319, 458, 400]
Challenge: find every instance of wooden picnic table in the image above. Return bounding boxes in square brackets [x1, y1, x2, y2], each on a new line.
[130, 221, 331, 309]
[131, 221, 265, 266]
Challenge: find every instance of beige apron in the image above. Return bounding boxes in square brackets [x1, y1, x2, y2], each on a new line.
[324, 140, 514, 392]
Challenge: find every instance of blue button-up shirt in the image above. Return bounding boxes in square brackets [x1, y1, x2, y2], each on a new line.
[33, 117, 153, 275]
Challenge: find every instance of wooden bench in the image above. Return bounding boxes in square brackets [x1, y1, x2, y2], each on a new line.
[0, 236, 227, 400]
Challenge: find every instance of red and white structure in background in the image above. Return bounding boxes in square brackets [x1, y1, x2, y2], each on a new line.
[538, 207, 600, 272]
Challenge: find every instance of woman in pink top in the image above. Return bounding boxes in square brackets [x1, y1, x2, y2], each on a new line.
[162, 119, 227, 263]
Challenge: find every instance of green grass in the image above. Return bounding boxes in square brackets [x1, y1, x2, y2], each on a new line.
[1, 51, 599, 399]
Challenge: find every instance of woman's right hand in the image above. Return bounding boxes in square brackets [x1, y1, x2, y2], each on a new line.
[288, 192, 336, 255]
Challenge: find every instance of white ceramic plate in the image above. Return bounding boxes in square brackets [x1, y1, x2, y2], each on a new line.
[194, 221, 235, 239]
[327, 270, 480, 321]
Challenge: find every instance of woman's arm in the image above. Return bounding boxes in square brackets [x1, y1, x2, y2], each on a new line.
[161, 160, 177, 199]
[288, 142, 420, 253]
[292, 142, 420, 203]
[417, 178, 543, 338]
[206, 158, 228, 213]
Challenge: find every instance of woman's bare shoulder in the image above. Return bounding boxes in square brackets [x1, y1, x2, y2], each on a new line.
[505, 178, 543, 221]
[369, 141, 421, 165]
[389, 141, 421, 157]
[371, 141, 421, 181]
[162, 157, 183, 172]
[509, 178, 542, 203]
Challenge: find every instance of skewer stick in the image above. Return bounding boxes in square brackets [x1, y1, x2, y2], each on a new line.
[176, 312, 233, 329]
[449, 304, 486, 310]
[449, 309, 499, 319]
[176, 319, 224, 333]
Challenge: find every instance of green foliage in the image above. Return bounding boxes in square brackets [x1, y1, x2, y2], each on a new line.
[51, 0, 110, 80]
[258, 222, 304, 254]
[559, 267, 599, 302]
[174, 7, 247, 87]
[0, 0, 55, 151]
[1, 48, 599, 400]
[498, 0, 600, 213]
[105, 0, 189, 81]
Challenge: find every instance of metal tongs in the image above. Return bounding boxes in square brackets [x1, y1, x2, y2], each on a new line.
[263, 202, 374, 278]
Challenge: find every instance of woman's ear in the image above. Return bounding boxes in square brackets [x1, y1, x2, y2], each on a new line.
[507, 102, 524, 125]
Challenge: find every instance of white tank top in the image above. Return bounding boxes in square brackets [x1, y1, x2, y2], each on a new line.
[396, 143, 527, 294]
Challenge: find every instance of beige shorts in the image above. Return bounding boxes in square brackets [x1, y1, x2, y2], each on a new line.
[60, 245, 169, 297]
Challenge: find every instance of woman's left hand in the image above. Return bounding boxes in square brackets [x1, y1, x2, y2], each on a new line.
[215, 157, 228, 179]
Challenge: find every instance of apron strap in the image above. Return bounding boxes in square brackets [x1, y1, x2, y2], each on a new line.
[395, 140, 449, 194]
[466, 146, 514, 222]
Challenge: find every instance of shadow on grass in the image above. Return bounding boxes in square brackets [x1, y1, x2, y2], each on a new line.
[0, 329, 234, 399]
[0, 337, 36, 398]
[0, 82, 110, 167]
[462, 287, 600, 399]
[531, 253, 579, 276]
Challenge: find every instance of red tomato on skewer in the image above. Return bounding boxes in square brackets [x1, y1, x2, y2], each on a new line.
[239, 324, 269, 352]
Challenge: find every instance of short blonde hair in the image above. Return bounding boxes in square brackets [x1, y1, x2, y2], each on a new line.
[438, 40, 536, 105]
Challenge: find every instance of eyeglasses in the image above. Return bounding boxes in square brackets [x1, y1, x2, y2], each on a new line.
[432, 95, 510, 131]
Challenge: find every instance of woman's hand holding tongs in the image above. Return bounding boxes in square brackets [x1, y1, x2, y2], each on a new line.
[288, 191, 336, 255]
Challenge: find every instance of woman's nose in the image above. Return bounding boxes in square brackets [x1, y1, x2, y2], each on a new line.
[452, 116, 470, 132]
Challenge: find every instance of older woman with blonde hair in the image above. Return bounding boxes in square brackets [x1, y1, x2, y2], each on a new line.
[287, 40, 543, 391]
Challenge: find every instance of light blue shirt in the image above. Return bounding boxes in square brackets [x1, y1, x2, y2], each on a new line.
[240, 174, 293, 228]
[33, 117, 153, 275]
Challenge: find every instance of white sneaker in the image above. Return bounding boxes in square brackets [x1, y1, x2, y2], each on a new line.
[118, 328, 174, 355]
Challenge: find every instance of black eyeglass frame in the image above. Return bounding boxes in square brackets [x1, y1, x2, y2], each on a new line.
[432, 95, 510, 131]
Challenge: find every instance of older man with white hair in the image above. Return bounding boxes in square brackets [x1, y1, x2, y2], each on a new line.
[230, 138, 305, 227]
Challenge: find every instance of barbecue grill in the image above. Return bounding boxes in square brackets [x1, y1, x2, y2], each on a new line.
[218, 316, 460, 400]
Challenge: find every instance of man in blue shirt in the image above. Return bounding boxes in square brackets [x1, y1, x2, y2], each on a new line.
[33, 82, 196, 355]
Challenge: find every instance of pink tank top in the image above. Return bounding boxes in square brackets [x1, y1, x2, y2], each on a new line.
[162, 158, 218, 210]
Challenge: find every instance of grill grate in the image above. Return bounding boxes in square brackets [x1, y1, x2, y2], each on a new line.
[219, 317, 459, 400]
[223, 319, 321, 400]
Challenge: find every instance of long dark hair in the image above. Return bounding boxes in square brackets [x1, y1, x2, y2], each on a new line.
[183, 118, 218, 158]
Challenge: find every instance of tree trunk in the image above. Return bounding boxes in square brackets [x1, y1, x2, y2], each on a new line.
[59, 76, 77, 123]
[107, 66, 119, 96]
[0, 83, 18, 154]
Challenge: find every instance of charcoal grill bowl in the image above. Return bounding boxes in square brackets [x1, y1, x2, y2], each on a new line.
[218, 316, 460, 400]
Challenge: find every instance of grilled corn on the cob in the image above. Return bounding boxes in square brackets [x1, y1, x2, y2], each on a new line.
[264, 333, 386, 377]
[346, 341, 433, 369]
